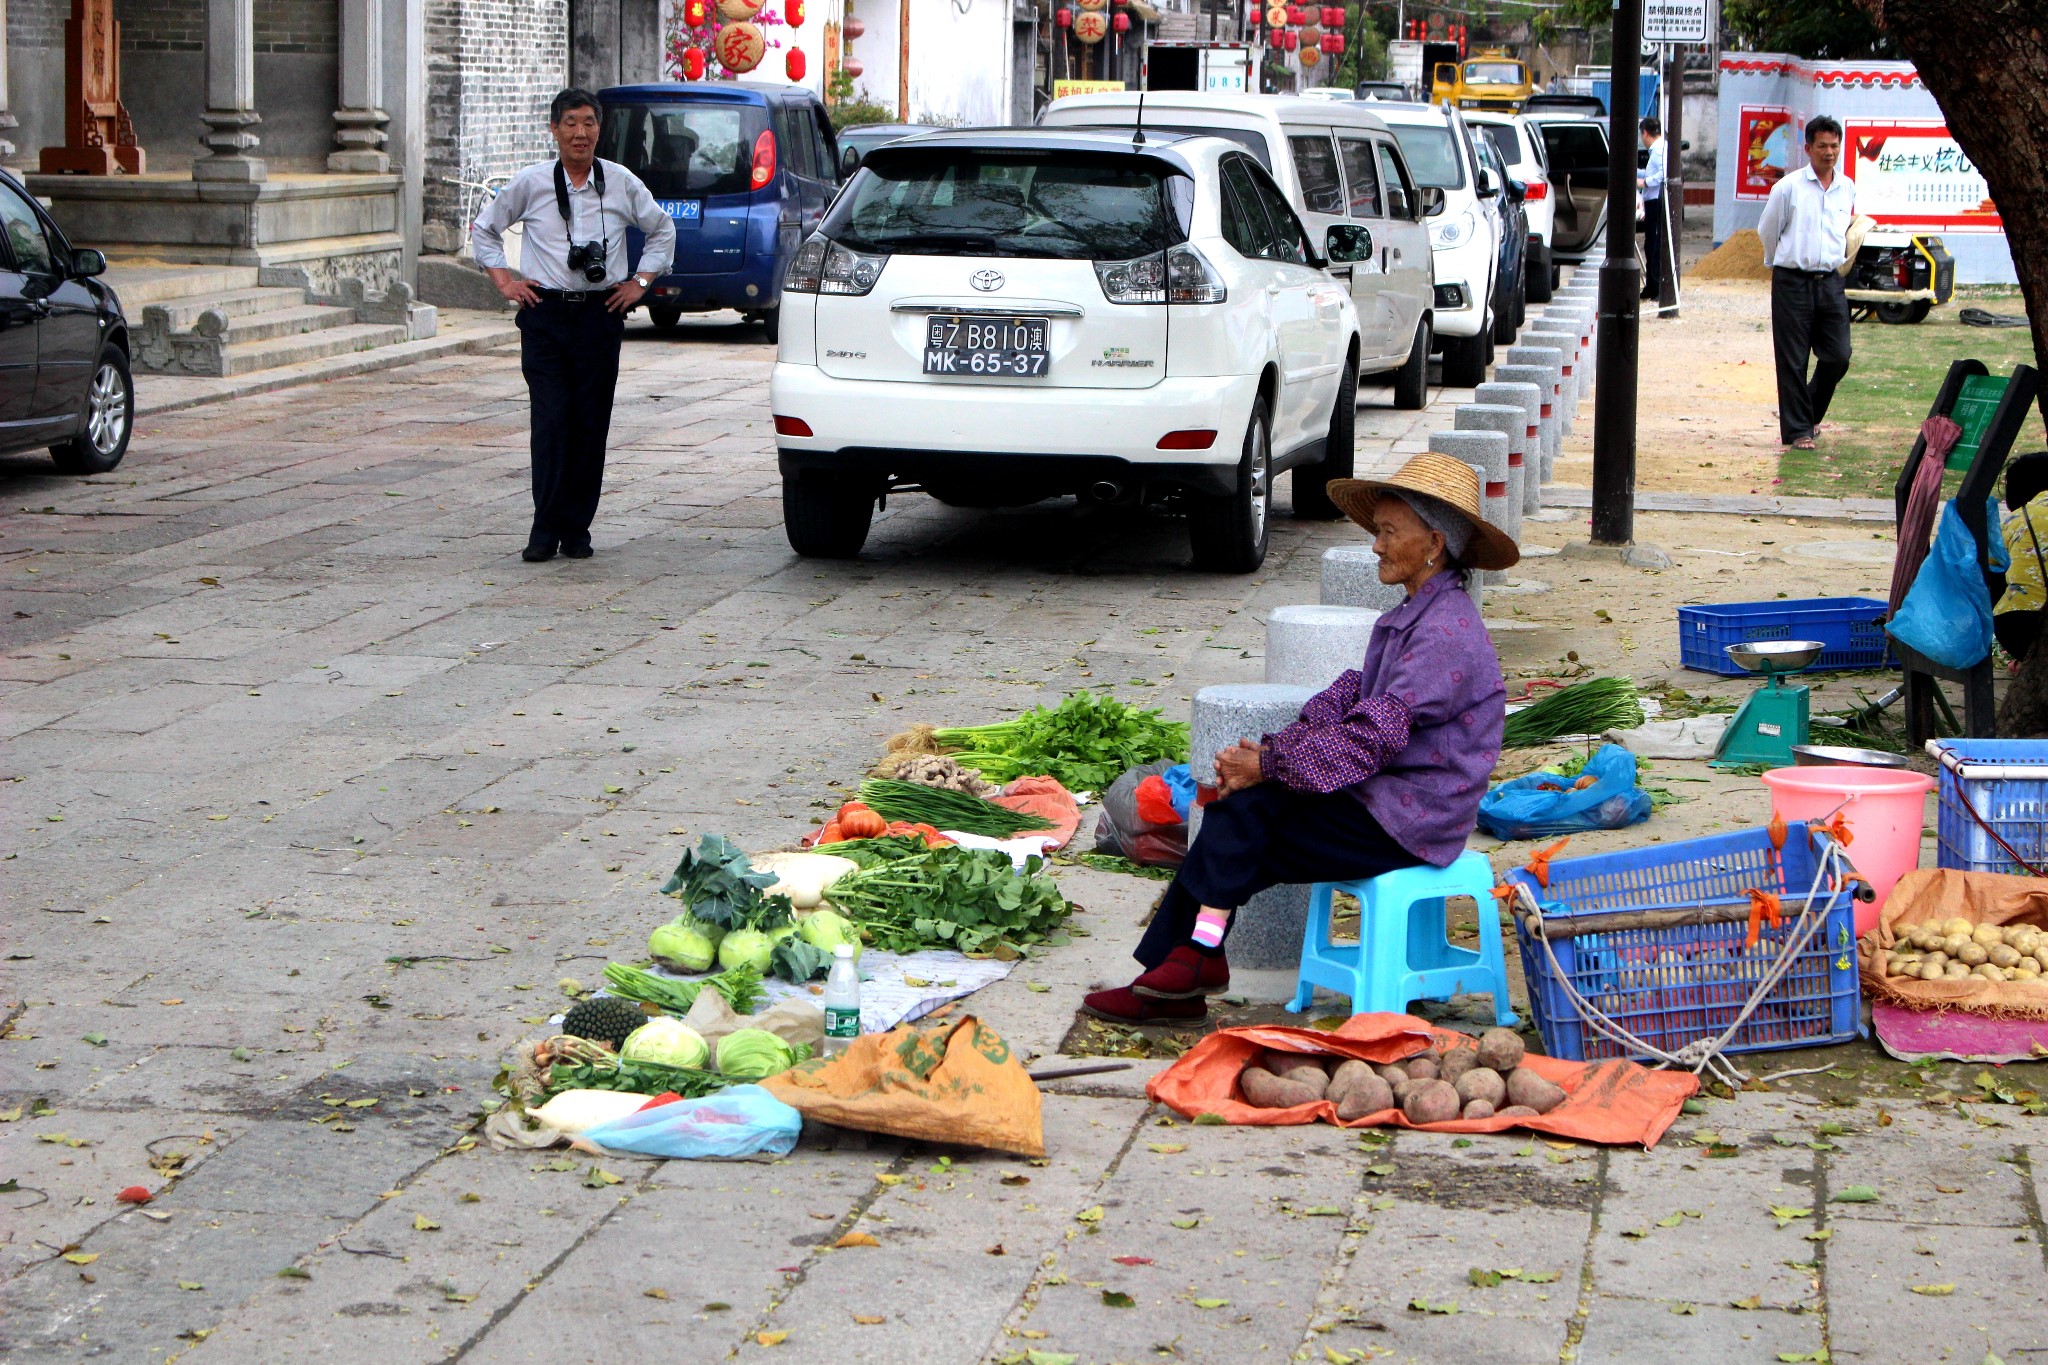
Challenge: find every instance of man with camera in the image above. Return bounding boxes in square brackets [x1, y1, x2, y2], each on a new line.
[473, 88, 676, 561]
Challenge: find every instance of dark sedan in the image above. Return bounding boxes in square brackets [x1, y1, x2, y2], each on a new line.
[1, 169, 132, 474]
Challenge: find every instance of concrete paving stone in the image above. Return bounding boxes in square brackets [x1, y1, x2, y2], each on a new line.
[1596, 1141, 1820, 1308]
[157, 1115, 453, 1221]
[1575, 1296, 1823, 1364]
[69, 682, 373, 775]
[41, 680, 255, 734]
[1811, 1128, 2030, 1228]
[1824, 1214, 2048, 1362]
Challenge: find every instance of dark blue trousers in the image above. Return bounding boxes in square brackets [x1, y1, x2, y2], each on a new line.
[1134, 783, 1421, 968]
[516, 296, 625, 548]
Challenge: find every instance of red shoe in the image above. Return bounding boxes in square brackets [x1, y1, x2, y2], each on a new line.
[1131, 945, 1231, 1000]
[1080, 986, 1208, 1025]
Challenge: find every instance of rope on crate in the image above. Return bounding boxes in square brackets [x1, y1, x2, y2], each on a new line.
[1942, 764, 2048, 878]
[1514, 834, 1851, 1090]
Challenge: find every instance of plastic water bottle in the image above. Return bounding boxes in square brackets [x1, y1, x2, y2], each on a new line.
[822, 943, 860, 1056]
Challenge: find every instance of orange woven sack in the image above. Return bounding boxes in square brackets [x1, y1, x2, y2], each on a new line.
[1146, 1012, 1697, 1148]
[1859, 868, 2048, 1020]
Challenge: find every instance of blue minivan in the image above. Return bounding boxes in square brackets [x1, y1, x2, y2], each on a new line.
[597, 81, 841, 342]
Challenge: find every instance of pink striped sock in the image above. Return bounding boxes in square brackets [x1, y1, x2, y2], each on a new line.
[1191, 910, 1229, 949]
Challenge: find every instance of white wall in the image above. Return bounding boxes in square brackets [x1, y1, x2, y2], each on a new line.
[908, 0, 1009, 124]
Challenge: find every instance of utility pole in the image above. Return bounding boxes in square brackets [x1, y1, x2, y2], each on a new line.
[1656, 41, 1681, 315]
[1589, 0, 1641, 546]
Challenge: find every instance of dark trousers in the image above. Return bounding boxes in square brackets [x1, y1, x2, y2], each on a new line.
[1639, 196, 1667, 300]
[1770, 267, 1853, 444]
[1135, 783, 1422, 969]
[516, 297, 625, 547]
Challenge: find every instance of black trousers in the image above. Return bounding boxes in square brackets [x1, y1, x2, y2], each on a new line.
[1135, 783, 1423, 969]
[1771, 267, 1853, 444]
[517, 296, 625, 547]
[1639, 197, 1667, 300]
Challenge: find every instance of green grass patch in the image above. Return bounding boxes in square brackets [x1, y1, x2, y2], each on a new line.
[1777, 288, 2037, 499]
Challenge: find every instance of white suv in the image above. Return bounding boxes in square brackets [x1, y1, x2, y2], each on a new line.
[1372, 102, 1503, 387]
[770, 129, 1364, 572]
[1468, 111, 1557, 302]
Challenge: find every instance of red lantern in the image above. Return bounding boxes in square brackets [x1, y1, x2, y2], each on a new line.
[684, 0, 707, 23]
[843, 15, 864, 35]
[1321, 31, 1343, 51]
[1320, 6, 1341, 25]
[1111, 10, 1129, 30]
[1285, 5, 1305, 24]
[844, 56, 863, 75]
[682, 45, 706, 78]
[787, 0, 805, 23]
[1280, 29, 1298, 48]
[786, 46, 806, 78]
[1054, 5, 1071, 23]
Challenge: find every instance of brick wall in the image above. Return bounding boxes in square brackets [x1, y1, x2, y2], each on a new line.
[116, 0, 203, 51]
[423, 0, 569, 252]
[254, 0, 339, 54]
[10, 0, 68, 49]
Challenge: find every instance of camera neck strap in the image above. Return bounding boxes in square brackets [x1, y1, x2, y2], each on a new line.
[552, 159, 606, 240]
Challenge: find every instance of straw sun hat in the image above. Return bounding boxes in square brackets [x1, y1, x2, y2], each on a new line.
[1326, 453, 1521, 572]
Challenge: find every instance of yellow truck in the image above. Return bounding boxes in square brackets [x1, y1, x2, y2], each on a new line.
[1432, 50, 1534, 113]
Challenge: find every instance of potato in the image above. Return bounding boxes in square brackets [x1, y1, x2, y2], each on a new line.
[1919, 962, 1948, 982]
[1240, 1066, 1324, 1109]
[1475, 1027, 1526, 1073]
[1943, 917, 1975, 938]
[1910, 927, 1942, 950]
[1975, 924, 2006, 948]
[1455, 1066, 1507, 1109]
[1990, 944, 2021, 968]
[2015, 931, 2042, 956]
[1404, 1056, 1441, 1082]
[1437, 1050, 1478, 1086]
[1945, 961, 1974, 980]
[2013, 965, 2041, 981]
[1496, 1105, 1539, 1119]
[1942, 933, 1972, 956]
[1925, 951, 1948, 969]
[1974, 964, 2008, 982]
[1262, 1049, 1329, 1080]
[1505, 1067, 1568, 1115]
[1375, 1063, 1411, 1086]
[1461, 1099, 1496, 1120]
[1329, 1061, 1395, 1119]
[1392, 1078, 1431, 1107]
[1401, 1079, 1462, 1125]
[1958, 942, 1989, 967]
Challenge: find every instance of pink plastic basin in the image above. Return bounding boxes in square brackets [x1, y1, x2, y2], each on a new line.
[1762, 765, 1935, 936]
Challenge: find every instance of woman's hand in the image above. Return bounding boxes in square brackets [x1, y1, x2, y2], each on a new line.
[1214, 739, 1265, 797]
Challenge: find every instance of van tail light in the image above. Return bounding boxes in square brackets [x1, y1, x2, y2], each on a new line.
[1521, 177, 1548, 202]
[785, 236, 888, 295]
[751, 129, 776, 190]
[774, 415, 814, 437]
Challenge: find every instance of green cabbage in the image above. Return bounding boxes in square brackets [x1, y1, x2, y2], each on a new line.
[717, 927, 774, 974]
[796, 908, 862, 961]
[649, 915, 723, 973]
[715, 1027, 807, 1081]
[620, 1016, 709, 1071]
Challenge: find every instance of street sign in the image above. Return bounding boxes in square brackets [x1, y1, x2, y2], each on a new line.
[1644, 0, 1711, 43]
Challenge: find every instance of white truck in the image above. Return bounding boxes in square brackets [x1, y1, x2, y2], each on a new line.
[1146, 43, 1255, 94]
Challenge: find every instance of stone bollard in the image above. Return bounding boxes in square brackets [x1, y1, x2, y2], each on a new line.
[1476, 381, 1544, 517]
[1428, 429, 1511, 584]
[1320, 545, 1405, 612]
[1188, 683, 1317, 970]
[1265, 605, 1383, 690]
[1454, 403, 1527, 555]
[1541, 306, 1595, 403]
[1520, 331, 1581, 433]
[1500, 351, 1564, 482]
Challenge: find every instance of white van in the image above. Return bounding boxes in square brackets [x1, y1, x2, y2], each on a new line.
[1042, 91, 1436, 410]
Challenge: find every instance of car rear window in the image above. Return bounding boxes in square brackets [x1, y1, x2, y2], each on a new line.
[1386, 123, 1465, 190]
[1477, 124, 1527, 168]
[598, 101, 769, 198]
[1100, 123, 1271, 168]
[824, 150, 1188, 260]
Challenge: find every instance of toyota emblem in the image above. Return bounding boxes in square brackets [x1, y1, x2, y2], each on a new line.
[970, 269, 1005, 292]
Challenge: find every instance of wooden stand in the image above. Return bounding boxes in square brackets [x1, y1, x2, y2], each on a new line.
[37, 0, 145, 175]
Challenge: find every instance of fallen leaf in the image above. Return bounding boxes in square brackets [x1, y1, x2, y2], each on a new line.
[876, 1174, 905, 1186]
[835, 1231, 880, 1249]
[1769, 1205, 1813, 1228]
[986, 1243, 1006, 1256]
[1656, 1213, 1686, 1228]
[1101, 1290, 1136, 1308]
[756, 1330, 789, 1346]
[1170, 1217, 1201, 1229]
[278, 1267, 311, 1279]
[1731, 1295, 1763, 1310]
[1407, 1298, 1457, 1314]
[159, 999, 183, 1007]
[1193, 1113, 1227, 1126]
[61, 1253, 98, 1265]
[1521, 1271, 1561, 1284]
[1000, 1174, 1031, 1186]
[1075, 1205, 1104, 1224]
[853, 1313, 885, 1324]
[1830, 1185, 1879, 1203]
[1670, 1303, 1697, 1315]
[1469, 1268, 1503, 1288]
[1019, 1329, 1047, 1340]
[1147, 1143, 1187, 1155]
[1026, 1352, 1079, 1365]
[178, 1281, 204, 1291]
[1025, 983, 1051, 993]
[81, 1033, 107, 1047]
[1191, 1297, 1228, 1309]
[1112, 1256, 1153, 1267]
[344, 1098, 379, 1109]
[414, 1215, 441, 1231]
[1910, 1283, 1956, 1296]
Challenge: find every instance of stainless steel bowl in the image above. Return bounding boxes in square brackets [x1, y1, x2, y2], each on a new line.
[1789, 744, 1915, 770]
[1725, 639, 1827, 674]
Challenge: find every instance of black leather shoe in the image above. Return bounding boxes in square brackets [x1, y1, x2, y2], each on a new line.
[561, 541, 593, 559]
[522, 540, 557, 562]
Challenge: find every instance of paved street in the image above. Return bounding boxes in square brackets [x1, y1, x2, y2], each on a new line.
[5, 316, 2046, 1364]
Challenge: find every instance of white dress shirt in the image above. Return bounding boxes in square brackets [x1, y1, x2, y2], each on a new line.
[1756, 163, 1857, 272]
[471, 158, 677, 290]
[1638, 139, 1666, 202]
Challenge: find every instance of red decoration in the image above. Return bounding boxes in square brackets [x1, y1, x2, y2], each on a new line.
[1321, 31, 1343, 51]
[1320, 6, 1342, 25]
[1280, 28, 1298, 48]
[844, 55, 863, 75]
[116, 1186, 152, 1205]
[787, 0, 805, 23]
[715, 20, 765, 71]
[1055, 6, 1071, 23]
[844, 15, 863, 35]
[1285, 5, 1305, 24]
[1300, 42, 1319, 64]
[684, 0, 707, 24]
[1112, 10, 1129, 30]
[683, 45, 706, 78]
[1073, 8, 1107, 40]
[786, 46, 806, 78]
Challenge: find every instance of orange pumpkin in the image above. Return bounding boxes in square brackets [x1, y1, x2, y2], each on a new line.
[836, 803, 887, 840]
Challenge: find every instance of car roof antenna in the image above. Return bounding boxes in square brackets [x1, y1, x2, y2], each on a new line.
[1132, 89, 1147, 148]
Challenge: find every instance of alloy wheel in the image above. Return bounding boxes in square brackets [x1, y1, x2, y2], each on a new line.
[87, 363, 130, 456]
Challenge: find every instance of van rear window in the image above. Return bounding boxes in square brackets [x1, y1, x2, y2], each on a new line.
[1386, 124, 1465, 190]
[824, 151, 1188, 261]
[599, 102, 769, 198]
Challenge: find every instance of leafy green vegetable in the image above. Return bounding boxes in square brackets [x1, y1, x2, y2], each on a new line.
[772, 937, 832, 983]
[601, 962, 764, 1016]
[622, 1017, 709, 1070]
[662, 835, 777, 928]
[1502, 678, 1644, 748]
[825, 843, 1071, 955]
[715, 1028, 809, 1081]
[718, 927, 775, 974]
[796, 908, 862, 961]
[542, 1036, 728, 1099]
[856, 779, 1054, 837]
[930, 691, 1189, 790]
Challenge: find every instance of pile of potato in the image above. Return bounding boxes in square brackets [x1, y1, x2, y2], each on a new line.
[1884, 918, 2048, 985]
[1237, 1028, 1567, 1125]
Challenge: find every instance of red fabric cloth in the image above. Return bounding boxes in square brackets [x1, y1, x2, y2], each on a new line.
[994, 776, 1082, 850]
[1890, 415, 1963, 614]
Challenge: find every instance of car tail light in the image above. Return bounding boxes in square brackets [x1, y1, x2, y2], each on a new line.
[1157, 429, 1217, 450]
[1095, 251, 1169, 304]
[774, 415, 814, 437]
[1521, 177, 1548, 202]
[785, 236, 887, 296]
[751, 128, 776, 190]
[1165, 243, 1227, 304]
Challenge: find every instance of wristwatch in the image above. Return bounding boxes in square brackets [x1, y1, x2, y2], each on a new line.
[632, 273, 653, 289]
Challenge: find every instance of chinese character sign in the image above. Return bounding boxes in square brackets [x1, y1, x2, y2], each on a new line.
[1734, 106, 1793, 200]
[1847, 121, 2002, 232]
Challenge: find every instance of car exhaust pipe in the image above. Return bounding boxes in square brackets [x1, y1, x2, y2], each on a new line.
[1087, 481, 1123, 503]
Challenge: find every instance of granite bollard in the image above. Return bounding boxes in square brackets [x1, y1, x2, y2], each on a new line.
[1493, 360, 1560, 483]
[1265, 605, 1382, 690]
[1475, 380, 1544, 516]
[1454, 402, 1527, 550]
[1188, 683, 1318, 969]
[1518, 332, 1581, 433]
[1320, 545, 1405, 612]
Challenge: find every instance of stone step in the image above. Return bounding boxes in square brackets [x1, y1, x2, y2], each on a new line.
[149, 287, 312, 332]
[103, 263, 263, 306]
[216, 303, 358, 345]
[218, 322, 412, 377]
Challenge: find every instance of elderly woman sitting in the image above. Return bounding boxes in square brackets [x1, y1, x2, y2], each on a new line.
[1085, 454, 1519, 1023]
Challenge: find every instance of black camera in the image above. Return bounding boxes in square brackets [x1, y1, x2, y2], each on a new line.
[565, 238, 608, 284]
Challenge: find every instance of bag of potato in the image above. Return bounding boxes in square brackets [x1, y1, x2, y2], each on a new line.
[1146, 1012, 1697, 1148]
[1859, 868, 2048, 1020]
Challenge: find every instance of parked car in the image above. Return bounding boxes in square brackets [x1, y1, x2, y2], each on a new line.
[1354, 81, 1412, 101]
[1371, 101, 1500, 387]
[0, 170, 131, 474]
[1523, 111, 1609, 267]
[1467, 110, 1555, 301]
[769, 128, 1367, 571]
[1471, 130, 1527, 345]
[836, 122, 939, 176]
[597, 80, 841, 342]
[1042, 92, 1434, 409]
[1521, 93, 1607, 119]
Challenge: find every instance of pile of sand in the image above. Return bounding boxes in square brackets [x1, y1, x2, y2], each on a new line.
[1691, 229, 1771, 281]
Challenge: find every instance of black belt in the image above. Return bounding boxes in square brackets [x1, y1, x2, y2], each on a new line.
[533, 286, 615, 303]
[1773, 266, 1837, 279]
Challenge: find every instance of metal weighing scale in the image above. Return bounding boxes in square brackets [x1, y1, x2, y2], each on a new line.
[1712, 640, 1824, 768]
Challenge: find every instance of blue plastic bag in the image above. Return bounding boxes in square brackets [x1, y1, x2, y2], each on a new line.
[1477, 743, 1652, 840]
[1889, 499, 1995, 669]
[579, 1085, 802, 1160]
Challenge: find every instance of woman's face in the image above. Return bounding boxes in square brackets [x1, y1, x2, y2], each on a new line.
[1372, 496, 1447, 595]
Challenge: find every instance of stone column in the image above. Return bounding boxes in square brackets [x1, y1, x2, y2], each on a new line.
[0, 0, 15, 161]
[196, 0, 265, 182]
[330, 0, 391, 172]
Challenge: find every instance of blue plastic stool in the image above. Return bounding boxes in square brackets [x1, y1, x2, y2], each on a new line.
[1286, 851, 1519, 1024]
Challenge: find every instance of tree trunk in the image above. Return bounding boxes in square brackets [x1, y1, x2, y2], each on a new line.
[1862, 0, 2048, 729]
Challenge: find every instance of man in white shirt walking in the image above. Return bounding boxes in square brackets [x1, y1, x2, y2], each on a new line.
[472, 89, 677, 561]
[1636, 117, 1667, 303]
[1756, 115, 1857, 451]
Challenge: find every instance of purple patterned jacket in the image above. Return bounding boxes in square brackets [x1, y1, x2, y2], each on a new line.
[1257, 572, 1506, 866]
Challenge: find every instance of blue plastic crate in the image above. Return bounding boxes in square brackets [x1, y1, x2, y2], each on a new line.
[1505, 824, 1863, 1064]
[1934, 739, 2048, 875]
[1678, 597, 1894, 675]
